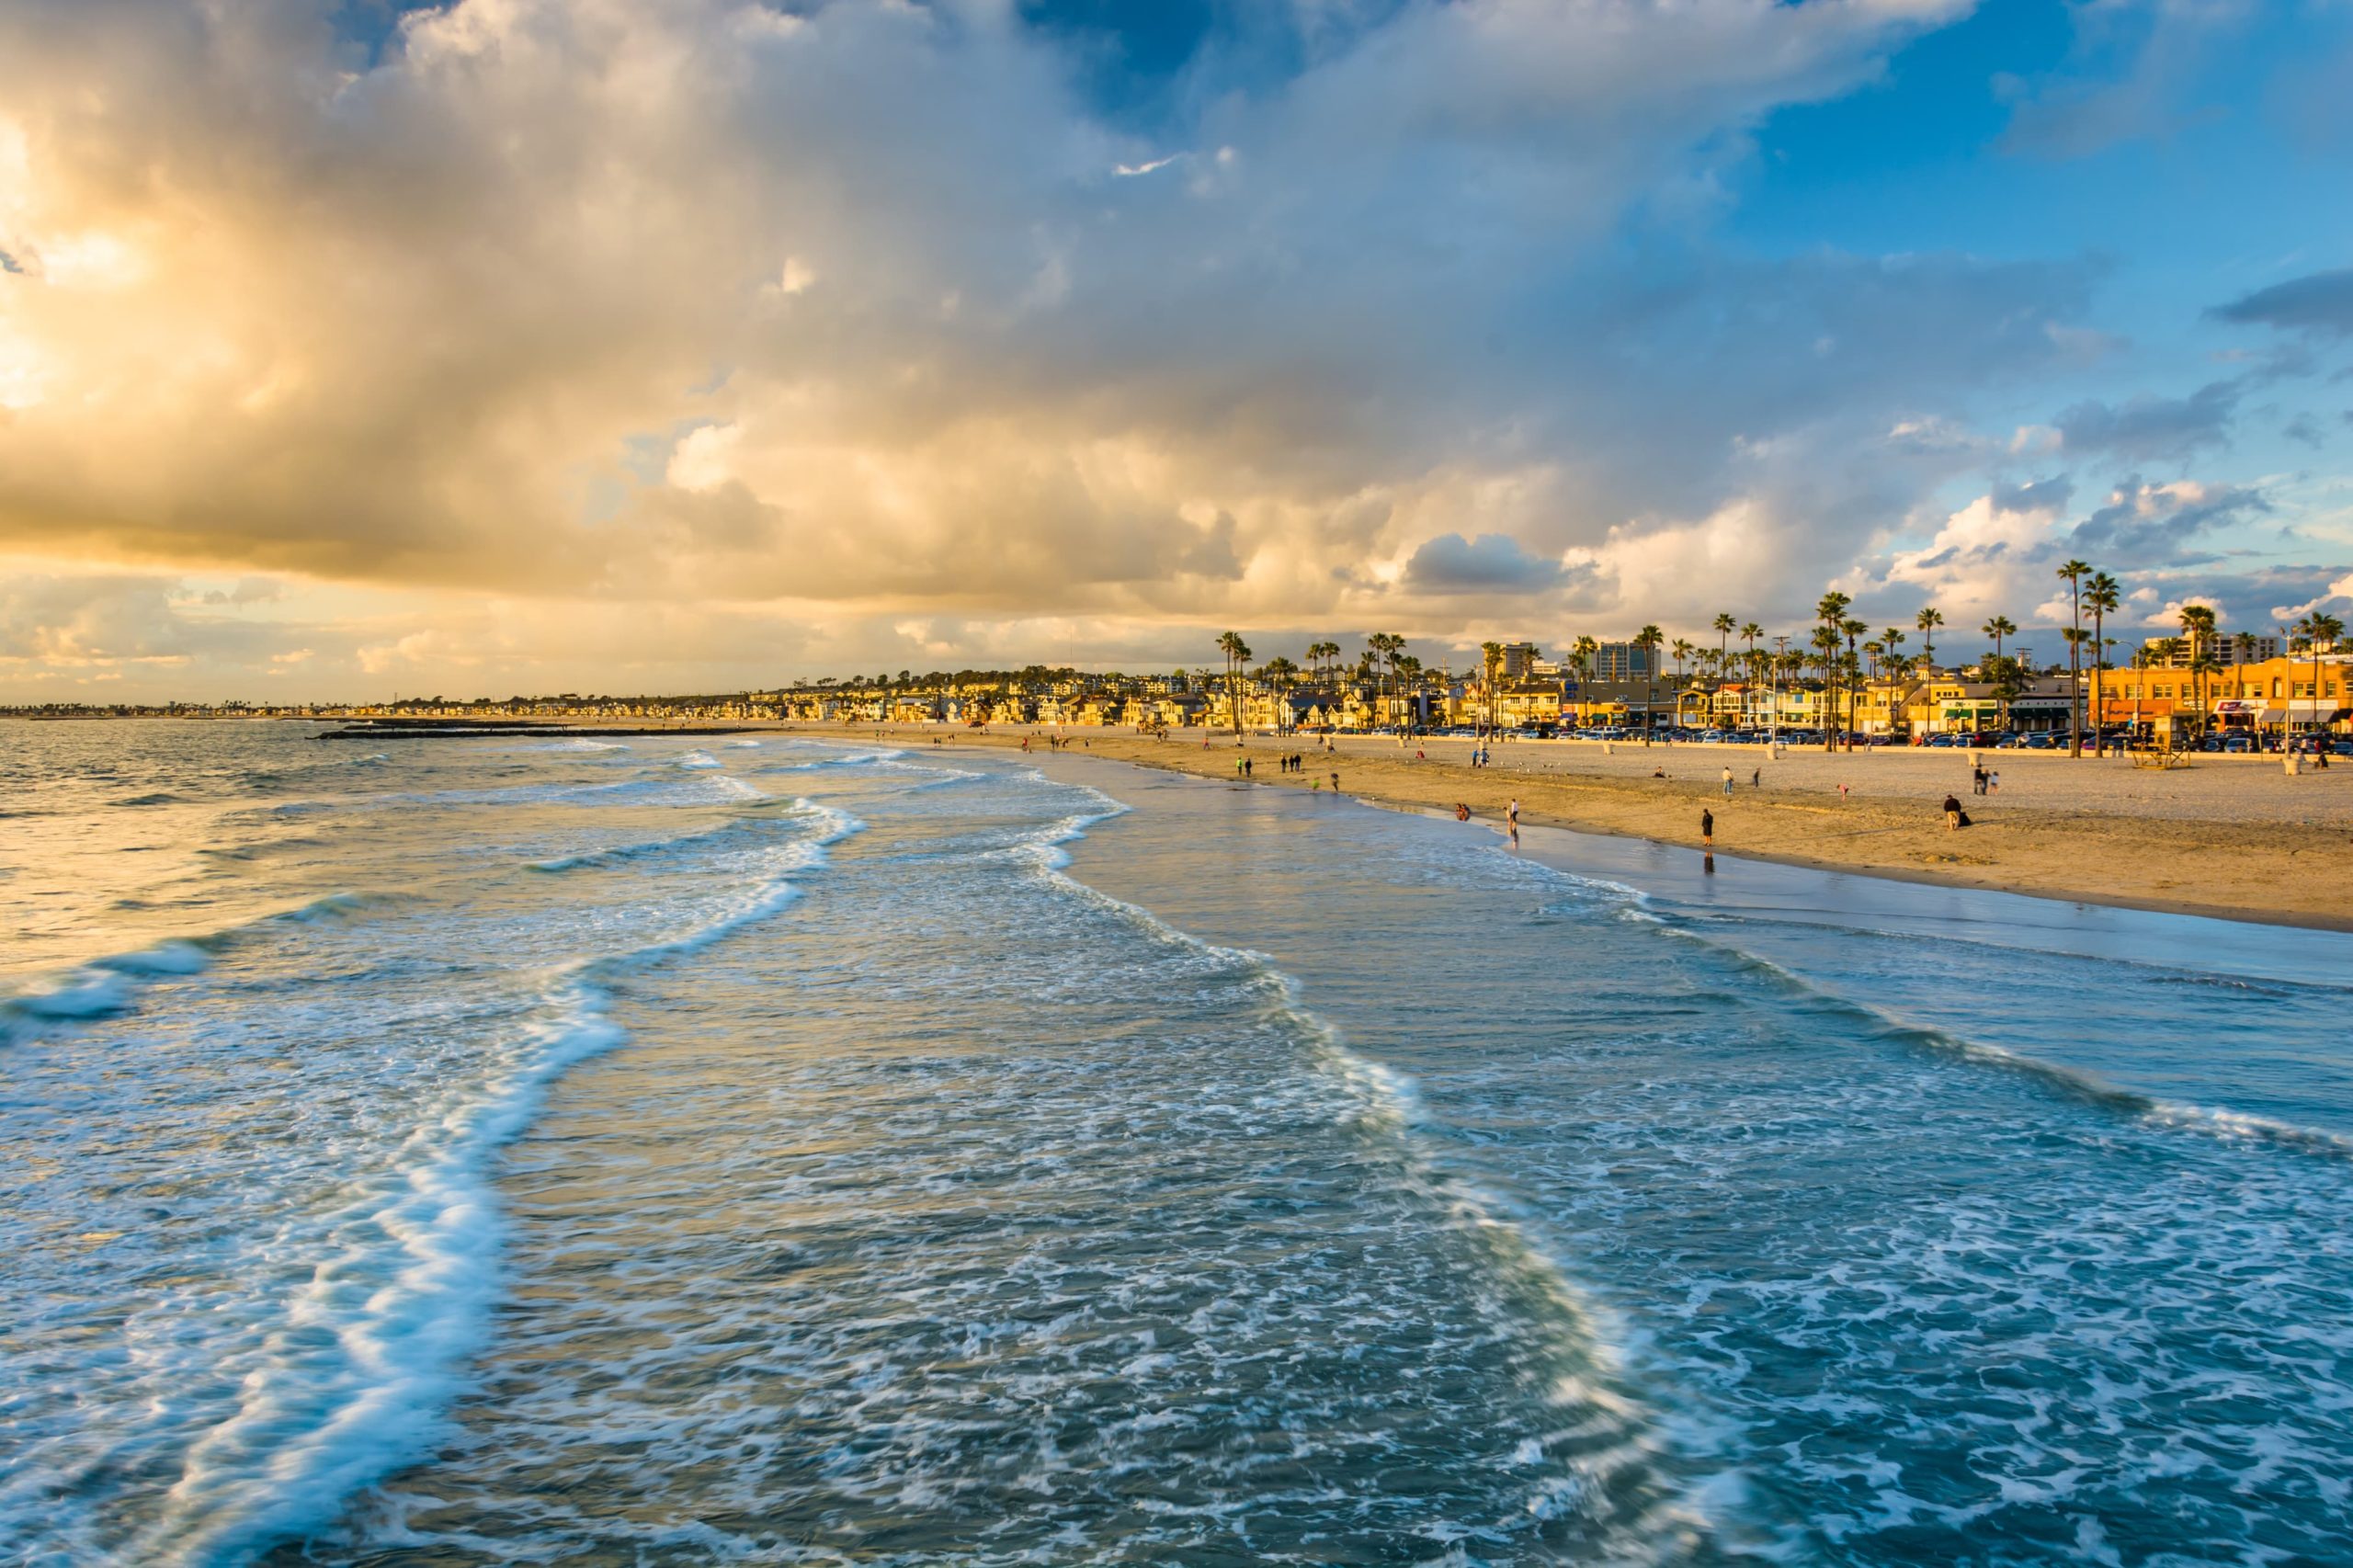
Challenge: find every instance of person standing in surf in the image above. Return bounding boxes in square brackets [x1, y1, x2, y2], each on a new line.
[1506, 798, 1520, 846]
[1701, 808, 1713, 849]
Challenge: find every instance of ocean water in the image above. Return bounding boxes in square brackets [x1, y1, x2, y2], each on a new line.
[4, 722, 2351, 1567]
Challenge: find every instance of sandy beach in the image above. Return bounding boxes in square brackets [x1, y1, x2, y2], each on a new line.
[781, 723, 2353, 931]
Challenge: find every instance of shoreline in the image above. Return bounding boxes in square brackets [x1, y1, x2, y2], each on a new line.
[130, 711, 2344, 934]
[790, 722, 2353, 935]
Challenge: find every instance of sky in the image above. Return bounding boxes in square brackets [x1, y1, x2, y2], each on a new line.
[1, 0, 2349, 701]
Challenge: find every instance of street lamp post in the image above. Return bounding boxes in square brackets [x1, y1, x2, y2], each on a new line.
[1770, 634, 1789, 754]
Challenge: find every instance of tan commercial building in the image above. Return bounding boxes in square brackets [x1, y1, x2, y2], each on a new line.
[2088, 654, 2348, 740]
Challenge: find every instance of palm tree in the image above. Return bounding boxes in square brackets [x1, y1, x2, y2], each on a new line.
[1713, 613, 1736, 678]
[1633, 625, 1665, 733]
[1810, 624, 1843, 744]
[1916, 607, 1945, 669]
[2177, 602, 2216, 661]
[2055, 559, 2090, 755]
[1814, 592, 1851, 749]
[2185, 643, 2222, 741]
[1985, 612, 2023, 734]
[2084, 573, 2120, 753]
[2171, 604, 2216, 738]
[2292, 611, 2346, 748]
[1217, 631, 1251, 737]
[1480, 641, 1504, 733]
[1839, 618, 1867, 737]
[2225, 630, 2258, 740]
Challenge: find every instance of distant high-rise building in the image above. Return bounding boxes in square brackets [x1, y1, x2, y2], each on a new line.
[2141, 634, 2278, 666]
[1590, 642, 1655, 680]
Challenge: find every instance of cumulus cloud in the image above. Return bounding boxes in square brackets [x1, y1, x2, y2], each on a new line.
[2066, 476, 2268, 562]
[0, 570, 287, 675]
[0, 0, 2331, 700]
[0, 0, 2079, 639]
[1403, 533, 1572, 594]
[2271, 571, 2353, 622]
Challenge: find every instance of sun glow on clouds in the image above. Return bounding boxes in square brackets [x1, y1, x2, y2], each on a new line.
[0, 0, 2343, 698]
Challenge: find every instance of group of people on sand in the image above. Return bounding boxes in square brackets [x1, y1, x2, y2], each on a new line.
[1233, 751, 1339, 793]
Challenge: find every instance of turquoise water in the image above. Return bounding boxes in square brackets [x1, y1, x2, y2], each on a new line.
[4, 722, 2350, 1565]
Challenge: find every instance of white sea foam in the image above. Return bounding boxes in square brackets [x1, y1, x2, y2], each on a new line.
[122, 973, 629, 1566]
[95, 940, 214, 977]
[995, 778, 1734, 1553]
[1640, 910, 2353, 1161]
[6, 971, 132, 1020]
[102, 797, 863, 1565]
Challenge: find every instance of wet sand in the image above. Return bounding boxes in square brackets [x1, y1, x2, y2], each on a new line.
[799, 724, 2353, 932]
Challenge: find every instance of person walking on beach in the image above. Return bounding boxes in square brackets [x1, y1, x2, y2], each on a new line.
[1330, 771, 1341, 795]
[1751, 767, 1761, 790]
[1971, 764, 1986, 796]
[1701, 808, 1713, 849]
[1943, 792, 1962, 831]
[1507, 798, 1520, 846]
[1721, 766, 1734, 798]
[1988, 769, 2000, 795]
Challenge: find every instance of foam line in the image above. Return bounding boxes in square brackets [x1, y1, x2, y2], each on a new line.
[1631, 906, 2353, 1162]
[1001, 778, 1741, 1555]
[125, 800, 865, 1565]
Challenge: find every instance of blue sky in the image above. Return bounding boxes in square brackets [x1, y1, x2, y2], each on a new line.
[0, 0, 2347, 699]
